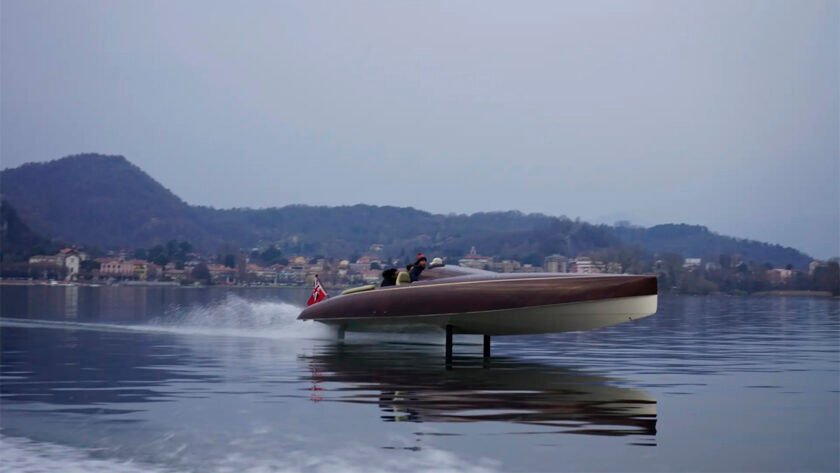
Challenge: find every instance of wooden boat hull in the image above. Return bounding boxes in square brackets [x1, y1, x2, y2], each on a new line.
[299, 272, 658, 335]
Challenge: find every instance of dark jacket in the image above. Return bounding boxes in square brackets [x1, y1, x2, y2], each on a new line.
[409, 265, 425, 282]
[380, 268, 398, 287]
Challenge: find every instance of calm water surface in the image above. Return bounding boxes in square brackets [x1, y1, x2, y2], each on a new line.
[1, 285, 838, 472]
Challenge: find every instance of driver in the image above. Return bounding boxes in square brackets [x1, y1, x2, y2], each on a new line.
[409, 254, 428, 282]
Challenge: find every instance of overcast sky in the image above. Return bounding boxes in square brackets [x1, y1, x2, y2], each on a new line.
[2, 0, 838, 258]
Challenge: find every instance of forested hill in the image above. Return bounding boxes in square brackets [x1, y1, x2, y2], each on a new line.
[0, 154, 207, 248]
[0, 199, 60, 262]
[613, 224, 811, 269]
[0, 154, 814, 268]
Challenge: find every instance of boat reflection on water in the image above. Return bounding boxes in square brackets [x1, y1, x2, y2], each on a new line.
[302, 342, 657, 439]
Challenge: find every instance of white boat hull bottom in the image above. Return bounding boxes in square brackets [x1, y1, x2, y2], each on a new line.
[316, 295, 658, 336]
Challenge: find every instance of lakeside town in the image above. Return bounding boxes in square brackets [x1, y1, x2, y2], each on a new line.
[4, 241, 839, 296]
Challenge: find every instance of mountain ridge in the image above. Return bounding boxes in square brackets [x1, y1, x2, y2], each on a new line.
[0, 154, 814, 268]
[0, 199, 60, 262]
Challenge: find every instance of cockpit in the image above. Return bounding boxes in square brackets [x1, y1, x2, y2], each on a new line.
[340, 260, 491, 295]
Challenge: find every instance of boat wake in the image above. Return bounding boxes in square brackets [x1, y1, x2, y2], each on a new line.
[0, 434, 172, 473]
[0, 295, 333, 340]
[0, 432, 499, 473]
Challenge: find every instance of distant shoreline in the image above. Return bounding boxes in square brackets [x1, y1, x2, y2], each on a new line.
[749, 290, 835, 298]
[1, 280, 836, 298]
[0, 280, 304, 289]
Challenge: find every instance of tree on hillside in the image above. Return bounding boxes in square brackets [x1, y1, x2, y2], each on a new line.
[655, 252, 684, 290]
[192, 263, 211, 284]
[140, 239, 193, 266]
[813, 261, 840, 296]
[679, 271, 719, 295]
[0, 199, 60, 262]
[260, 245, 285, 265]
[178, 240, 193, 257]
[147, 245, 169, 265]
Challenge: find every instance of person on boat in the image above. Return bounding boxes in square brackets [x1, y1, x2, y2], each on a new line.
[380, 268, 398, 287]
[409, 254, 427, 282]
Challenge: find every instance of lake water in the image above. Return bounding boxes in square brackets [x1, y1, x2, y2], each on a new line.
[1, 285, 838, 472]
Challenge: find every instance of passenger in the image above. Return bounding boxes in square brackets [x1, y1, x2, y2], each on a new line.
[409, 254, 428, 282]
[380, 268, 398, 287]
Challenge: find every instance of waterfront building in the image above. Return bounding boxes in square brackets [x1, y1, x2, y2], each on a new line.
[28, 255, 59, 266]
[490, 259, 521, 273]
[460, 246, 492, 270]
[683, 258, 702, 270]
[207, 264, 238, 284]
[766, 268, 794, 285]
[98, 258, 156, 280]
[606, 262, 623, 274]
[543, 255, 568, 273]
[572, 257, 594, 274]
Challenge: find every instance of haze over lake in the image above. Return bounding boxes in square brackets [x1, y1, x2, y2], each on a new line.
[2, 0, 838, 258]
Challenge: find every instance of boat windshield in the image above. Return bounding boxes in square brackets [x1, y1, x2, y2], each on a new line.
[416, 264, 492, 281]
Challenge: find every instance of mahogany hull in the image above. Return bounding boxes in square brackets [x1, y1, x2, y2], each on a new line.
[298, 273, 658, 335]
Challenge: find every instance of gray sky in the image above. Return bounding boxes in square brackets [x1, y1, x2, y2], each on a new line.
[2, 0, 838, 258]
